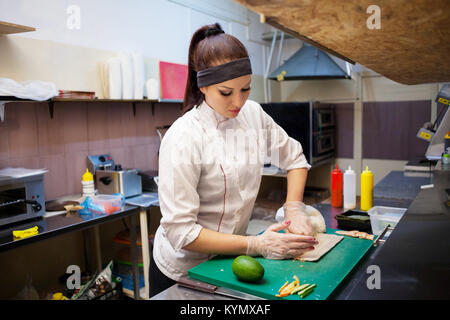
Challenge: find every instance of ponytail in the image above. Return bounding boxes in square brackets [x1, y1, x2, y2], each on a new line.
[182, 23, 248, 114]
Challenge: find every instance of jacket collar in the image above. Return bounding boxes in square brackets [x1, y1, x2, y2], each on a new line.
[196, 100, 229, 129]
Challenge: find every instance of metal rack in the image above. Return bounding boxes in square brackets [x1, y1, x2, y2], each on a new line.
[0, 97, 183, 122]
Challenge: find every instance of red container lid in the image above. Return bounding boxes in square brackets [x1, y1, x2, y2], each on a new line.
[332, 164, 343, 175]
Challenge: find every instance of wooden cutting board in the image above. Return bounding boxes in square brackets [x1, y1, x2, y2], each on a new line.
[188, 228, 375, 300]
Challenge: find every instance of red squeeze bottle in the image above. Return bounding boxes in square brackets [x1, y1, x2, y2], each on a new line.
[331, 164, 343, 207]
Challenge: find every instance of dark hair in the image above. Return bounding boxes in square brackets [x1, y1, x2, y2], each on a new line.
[182, 23, 249, 114]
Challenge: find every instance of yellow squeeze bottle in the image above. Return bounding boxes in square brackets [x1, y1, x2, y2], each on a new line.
[82, 169, 95, 199]
[360, 166, 373, 211]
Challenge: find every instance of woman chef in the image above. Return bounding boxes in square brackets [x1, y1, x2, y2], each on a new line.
[150, 23, 318, 297]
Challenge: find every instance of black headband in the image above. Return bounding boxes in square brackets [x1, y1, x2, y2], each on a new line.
[197, 58, 252, 87]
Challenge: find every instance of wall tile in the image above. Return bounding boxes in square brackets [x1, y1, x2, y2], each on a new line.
[130, 144, 152, 171]
[106, 103, 125, 148]
[109, 147, 130, 169]
[362, 100, 430, 160]
[119, 103, 138, 147]
[9, 156, 41, 169]
[39, 154, 68, 199]
[7, 103, 39, 159]
[0, 158, 10, 169]
[36, 102, 65, 156]
[64, 150, 89, 196]
[61, 102, 88, 153]
[147, 141, 160, 171]
[154, 103, 181, 129]
[135, 102, 155, 145]
[87, 103, 111, 152]
[335, 103, 354, 158]
[3, 100, 180, 199]
[0, 117, 9, 162]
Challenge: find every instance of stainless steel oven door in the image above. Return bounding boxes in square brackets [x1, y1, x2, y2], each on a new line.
[313, 132, 335, 156]
[314, 108, 335, 129]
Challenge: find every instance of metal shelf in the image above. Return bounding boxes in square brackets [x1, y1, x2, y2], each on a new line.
[0, 97, 183, 121]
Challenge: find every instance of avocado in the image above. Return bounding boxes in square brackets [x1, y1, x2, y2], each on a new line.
[232, 255, 264, 283]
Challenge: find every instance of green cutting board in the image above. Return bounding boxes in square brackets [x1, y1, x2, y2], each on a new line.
[188, 228, 374, 300]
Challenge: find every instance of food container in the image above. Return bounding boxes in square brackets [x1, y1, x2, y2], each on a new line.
[89, 194, 125, 215]
[367, 206, 407, 235]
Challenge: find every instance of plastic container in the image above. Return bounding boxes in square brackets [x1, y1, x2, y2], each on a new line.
[331, 165, 343, 207]
[89, 194, 125, 215]
[368, 206, 407, 235]
[360, 166, 373, 211]
[82, 168, 95, 199]
[343, 166, 356, 209]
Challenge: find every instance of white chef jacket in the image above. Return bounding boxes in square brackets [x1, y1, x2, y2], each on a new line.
[153, 99, 311, 281]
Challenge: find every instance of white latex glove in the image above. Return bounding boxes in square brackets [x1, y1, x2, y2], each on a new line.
[275, 204, 327, 234]
[283, 201, 314, 236]
[246, 220, 318, 260]
[305, 205, 326, 233]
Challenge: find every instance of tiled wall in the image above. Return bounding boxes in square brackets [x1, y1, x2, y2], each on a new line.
[0, 101, 181, 200]
[362, 100, 430, 160]
[334, 103, 354, 158]
[333, 100, 430, 160]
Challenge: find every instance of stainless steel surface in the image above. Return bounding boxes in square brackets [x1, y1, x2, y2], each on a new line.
[310, 102, 335, 165]
[96, 169, 142, 198]
[215, 286, 266, 300]
[314, 106, 335, 129]
[89, 154, 142, 198]
[268, 43, 350, 81]
[177, 277, 265, 300]
[151, 284, 236, 300]
[313, 130, 335, 155]
[373, 225, 393, 247]
[151, 283, 266, 300]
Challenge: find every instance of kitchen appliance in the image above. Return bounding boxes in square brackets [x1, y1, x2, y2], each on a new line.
[420, 84, 449, 159]
[88, 154, 142, 198]
[0, 174, 45, 227]
[261, 101, 335, 166]
[269, 43, 351, 81]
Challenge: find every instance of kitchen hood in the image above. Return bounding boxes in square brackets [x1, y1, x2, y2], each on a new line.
[269, 43, 350, 81]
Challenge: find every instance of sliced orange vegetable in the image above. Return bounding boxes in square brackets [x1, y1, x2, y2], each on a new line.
[278, 280, 289, 293]
[275, 275, 302, 298]
[293, 275, 300, 287]
[275, 291, 291, 297]
[279, 281, 297, 295]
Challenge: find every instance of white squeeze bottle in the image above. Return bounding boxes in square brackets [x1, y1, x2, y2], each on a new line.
[344, 165, 356, 209]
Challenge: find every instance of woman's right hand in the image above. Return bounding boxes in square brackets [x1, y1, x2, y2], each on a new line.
[246, 220, 318, 260]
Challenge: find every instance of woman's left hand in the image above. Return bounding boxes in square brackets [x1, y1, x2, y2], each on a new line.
[283, 201, 314, 236]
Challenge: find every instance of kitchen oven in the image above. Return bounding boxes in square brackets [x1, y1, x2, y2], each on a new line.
[0, 174, 45, 227]
[261, 101, 335, 167]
